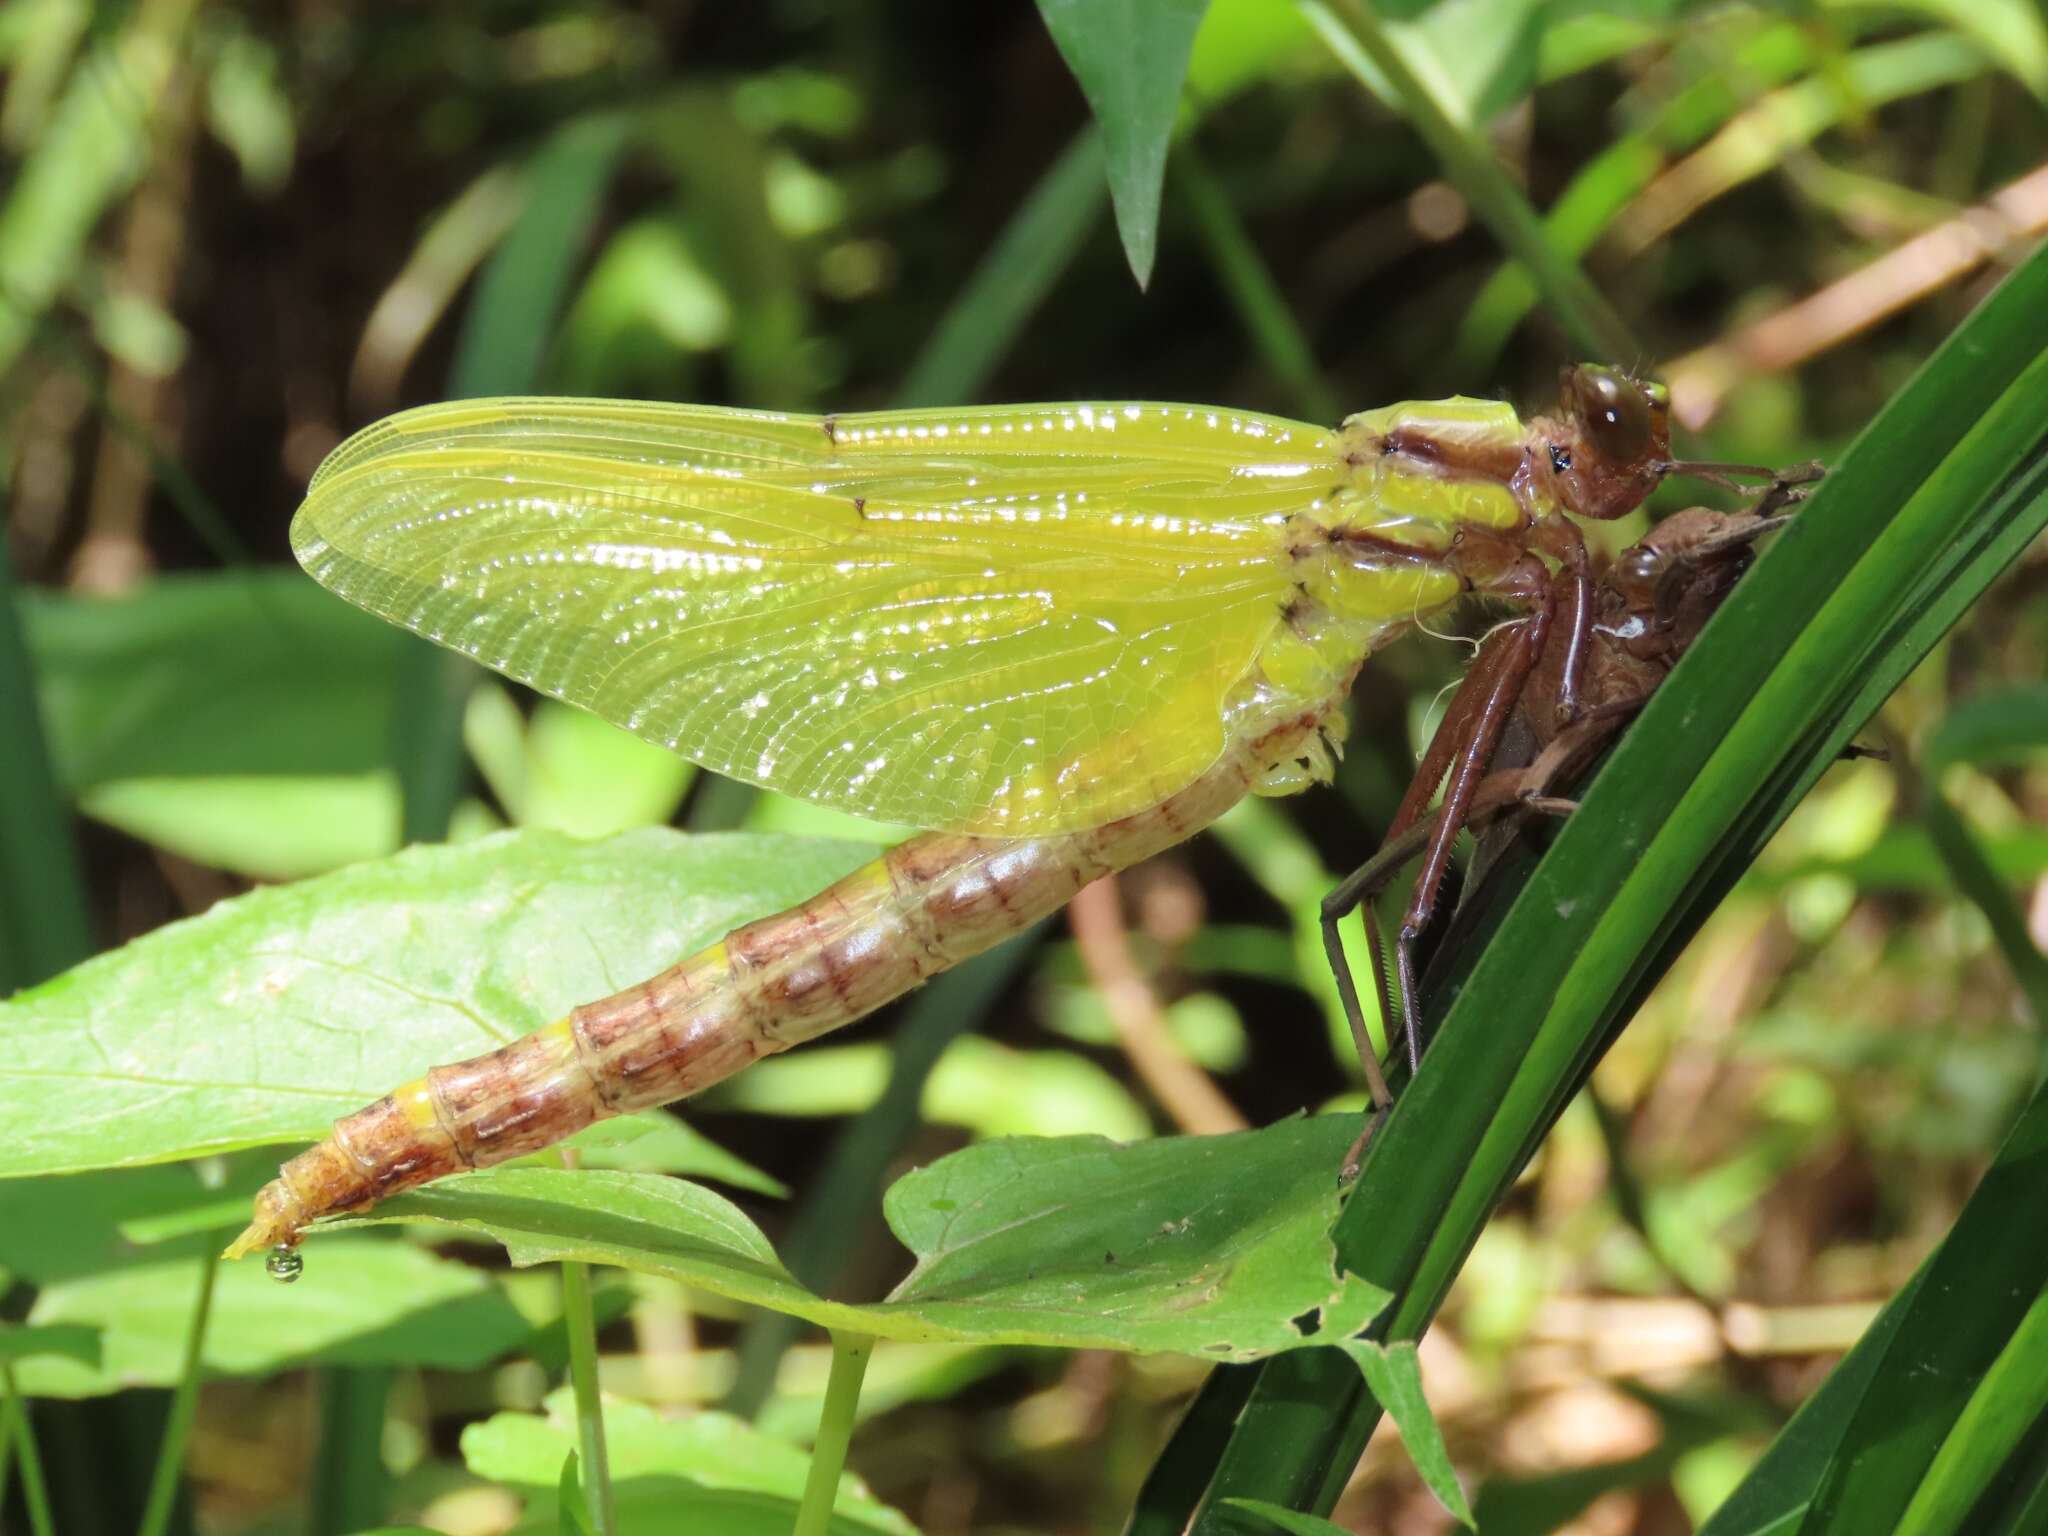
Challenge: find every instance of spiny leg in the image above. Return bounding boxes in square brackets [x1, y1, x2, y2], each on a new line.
[1387, 589, 1549, 1072]
[1319, 568, 1551, 1108]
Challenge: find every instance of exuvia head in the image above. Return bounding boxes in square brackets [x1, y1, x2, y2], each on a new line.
[1545, 365, 1673, 521]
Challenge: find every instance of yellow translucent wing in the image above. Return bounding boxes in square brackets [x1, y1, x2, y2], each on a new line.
[293, 397, 1337, 835]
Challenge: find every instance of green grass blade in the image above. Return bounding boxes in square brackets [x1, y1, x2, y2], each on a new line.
[1894, 1287, 2048, 1536]
[1693, 1273, 1923, 1536]
[1174, 147, 1339, 423]
[1125, 1364, 1260, 1534]
[895, 129, 1106, 407]
[309, 1368, 392, 1536]
[447, 112, 632, 400]
[134, 1246, 218, 1536]
[1802, 1071, 2048, 1531]
[1303, 0, 1637, 364]
[0, 526, 89, 988]
[1179, 225, 2048, 1532]
[1, 1358, 58, 1536]
[403, 112, 631, 841]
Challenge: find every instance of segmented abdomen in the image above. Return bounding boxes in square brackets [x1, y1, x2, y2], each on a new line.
[226, 713, 1314, 1258]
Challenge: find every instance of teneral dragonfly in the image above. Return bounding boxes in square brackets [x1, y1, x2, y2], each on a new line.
[228, 368, 1781, 1260]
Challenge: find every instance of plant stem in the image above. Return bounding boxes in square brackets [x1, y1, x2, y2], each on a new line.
[1305, 0, 1639, 364]
[559, 1259, 616, 1536]
[309, 1368, 392, 1536]
[136, 1245, 219, 1536]
[792, 1331, 874, 1536]
[1, 1359, 57, 1536]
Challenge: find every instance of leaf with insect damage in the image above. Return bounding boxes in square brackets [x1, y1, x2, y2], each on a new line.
[353, 1115, 1388, 1359]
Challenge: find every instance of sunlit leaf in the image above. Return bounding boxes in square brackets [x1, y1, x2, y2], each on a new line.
[0, 828, 875, 1177]
[1036, 0, 1213, 286]
[356, 1117, 1388, 1359]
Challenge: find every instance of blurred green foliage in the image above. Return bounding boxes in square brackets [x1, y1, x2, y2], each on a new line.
[1, 2, 2047, 1534]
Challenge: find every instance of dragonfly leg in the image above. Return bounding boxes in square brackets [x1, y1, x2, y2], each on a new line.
[1320, 565, 1554, 1091]
[1388, 563, 1553, 1069]
[1528, 514, 1593, 720]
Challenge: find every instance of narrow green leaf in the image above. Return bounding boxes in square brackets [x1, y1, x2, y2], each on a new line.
[12, 1239, 536, 1397]
[311, 1367, 392, 1536]
[0, 532, 89, 988]
[1173, 149, 1338, 423]
[1179, 220, 2048, 1532]
[466, 1392, 915, 1536]
[1926, 683, 2048, 774]
[895, 130, 1105, 406]
[20, 571, 406, 788]
[1920, 794, 2048, 1024]
[449, 111, 633, 399]
[0, 828, 875, 1177]
[1335, 1339, 1472, 1526]
[1219, 1498, 1350, 1535]
[557, 1453, 599, 1536]
[1035, 0, 1214, 287]
[358, 1117, 1389, 1359]
[0, 1326, 98, 1369]
[78, 774, 400, 881]
[1895, 1286, 2048, 1536]
[1304, 0, 1637, 364]
[1803, 1078, 2048, 1531]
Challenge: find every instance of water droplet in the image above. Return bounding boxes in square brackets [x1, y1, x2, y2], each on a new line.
[266, 1246, 305, 1284]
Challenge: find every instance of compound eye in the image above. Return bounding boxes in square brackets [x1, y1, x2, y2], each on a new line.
[1569, 365, 1652, 463]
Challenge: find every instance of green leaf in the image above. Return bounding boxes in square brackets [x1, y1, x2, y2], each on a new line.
[1219, 1499, 1350, 1536]
[1035, 0, 1214, 287]
[357, 1116, 1388, 1360]
[1170, 210, 2048, 1533]
[0, 1324, 98, 1368]
[449, 111, 633, 398]
[895, 130, 1106, 407]
[556, 1453, 599, 1536]
[518, 702, 696, 838]
[0, 1162, 273, 1284]
[1801, 1076, 2048, 1532]
[0, 515, 89, 989]
[12, 1238, 534, 1397]
[1924, 683, 2048, 773]
[466, 1390, 916, 1536]
[1335, 1339, 1472, 1526]
[708, 1037, 1153, 1142]
[561, 1113, 787, 1200]
[1315, 0, 1551, 126]
[78, 774, 401, 881]
[1185, 0, 1315, 101]
[21, 571, 407, 788]
[0, 827, 876, 1178]
[1895, 1287, 2048, 1536]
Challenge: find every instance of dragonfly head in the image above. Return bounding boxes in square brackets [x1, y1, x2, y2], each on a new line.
[1545, 365, 1672, 520]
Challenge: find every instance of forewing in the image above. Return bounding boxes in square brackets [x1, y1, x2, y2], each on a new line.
[293, 398, 1335, 835]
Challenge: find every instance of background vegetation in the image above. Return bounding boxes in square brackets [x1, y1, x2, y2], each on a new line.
[2, 2, 2046, 1533]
